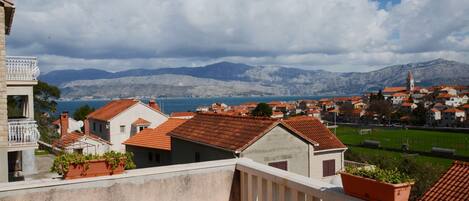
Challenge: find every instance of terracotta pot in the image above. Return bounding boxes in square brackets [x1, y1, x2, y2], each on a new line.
[64, 159, 125, 180]
[340, 172, 413, 201]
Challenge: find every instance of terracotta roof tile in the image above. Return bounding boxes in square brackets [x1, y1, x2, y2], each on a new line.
[132, 118, 151, 125]
[53, 131, 110, 148]
[283, 116, 346, 151]
[443, 108, 464, 113]
[87, 99, 138, 121]
[170, 112, 196, 118]
[169, 113, 278, 152]
[124, 118, 187, 150]
[383, 87, 407, 93]
[420, 161, 469, 201]
[169, 114, 343, 152]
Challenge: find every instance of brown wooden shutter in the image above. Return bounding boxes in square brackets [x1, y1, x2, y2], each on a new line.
[268, 161, 288, 171]
[323, 160, 335, 177]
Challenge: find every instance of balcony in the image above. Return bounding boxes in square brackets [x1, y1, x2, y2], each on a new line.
[7, 118, 40, 151]
[6, 56, 40, 83]
[0, 158, 360, 201]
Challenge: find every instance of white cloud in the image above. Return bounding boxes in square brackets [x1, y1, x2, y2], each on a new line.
[6, 0, 469, 72]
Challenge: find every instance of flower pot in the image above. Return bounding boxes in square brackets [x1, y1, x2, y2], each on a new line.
[340, 172, 413, 201]
[64, 159, 125, 180]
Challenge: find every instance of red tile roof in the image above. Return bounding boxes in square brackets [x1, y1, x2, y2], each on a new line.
[124, 118, 187, 150]
[443, 108, 464, 113]
[463, 104, 469, 109]
[401, 102, 414, 107]
[169, 114, 278, 152]
[53, 131, 110, 148]
[392, 92, 408, 97]
[284, 116, 346, 151]
[170, 112, 196, 118]
[169, 113, 344, 152]
[132, 118, 151, 125]
[419, 161, 469, 201]
[383, 87, 406, 93]
[87, 99, 138, 121]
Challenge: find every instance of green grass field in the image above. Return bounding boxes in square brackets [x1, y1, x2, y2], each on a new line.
[334, 126, 469, 157]
[346, 146, 454, 168]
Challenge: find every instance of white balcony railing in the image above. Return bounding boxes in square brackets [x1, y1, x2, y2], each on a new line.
[6, 56, 40, 81]
[8, 118, 40, 145]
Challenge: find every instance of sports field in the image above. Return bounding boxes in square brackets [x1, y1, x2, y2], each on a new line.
[334, 126, 469, 157]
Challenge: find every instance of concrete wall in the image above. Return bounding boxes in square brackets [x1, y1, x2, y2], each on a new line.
[126, 145, 171, 168]
[0, 160, 238, 201]
[309, 150, 345, 180]
[171, 138, 234, 164]
[110, 103, 167, 152]
[241, 126, 310, 177]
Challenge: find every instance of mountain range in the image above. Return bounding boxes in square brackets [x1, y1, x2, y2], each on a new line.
[39, 58, 469, 100]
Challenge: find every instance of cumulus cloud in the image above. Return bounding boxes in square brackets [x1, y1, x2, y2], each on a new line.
[6, 0, 469, 72]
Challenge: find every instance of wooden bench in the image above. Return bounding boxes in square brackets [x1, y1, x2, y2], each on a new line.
[431, 147, 455, 156]
[362, 140, 380, 148]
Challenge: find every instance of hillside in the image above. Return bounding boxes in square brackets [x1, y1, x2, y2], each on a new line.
[40, 59, 469, 99]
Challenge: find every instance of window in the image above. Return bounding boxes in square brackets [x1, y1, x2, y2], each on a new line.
[99, 124, 103, 133]
[268, 161, 288, 171]
[74, 149, 83, 155]
[323, 159, 336, 177]
[155, 153, 161, 163]
[195, 152, 201, 162]
[120, 125, 126, 133]
[148, 152, 153, 162]
[93, 122, 96, 131]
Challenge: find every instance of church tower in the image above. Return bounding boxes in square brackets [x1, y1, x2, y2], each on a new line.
[407, 71, 415, 93]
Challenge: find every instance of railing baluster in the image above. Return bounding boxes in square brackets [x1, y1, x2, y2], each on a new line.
[257, 176, 264, 201]
[8, 118, 40, 145]
[291, 189, 298, 201]
[279, 184, 285, 201]
[267, 180, 273, 201]
[6, 56, 40, 81]
[247, 173, 253, 201]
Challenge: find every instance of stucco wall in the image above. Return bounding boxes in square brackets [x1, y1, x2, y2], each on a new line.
[0, 161, 238, 201]
[126, 145, 171, 168]
[110, 103, 167, 152]
[241, 126, 310, 177]
[309, 150, 345, 180]
[0, 5, 9, 182]
[171, 138, 234, 164]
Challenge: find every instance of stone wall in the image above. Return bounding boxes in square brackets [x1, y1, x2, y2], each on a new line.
[0, 5, 9, 183]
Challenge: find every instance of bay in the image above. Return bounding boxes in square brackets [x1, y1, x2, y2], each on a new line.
[56, 95, 328, 115]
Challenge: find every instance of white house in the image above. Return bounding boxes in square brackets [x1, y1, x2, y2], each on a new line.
[53, 112, 110, 155]
[169, 114, 347, 182]
[427, 108, 441, 126]
[391, 93, 409, 105]
[86, 99, 168, 152]
[445, 95, 468, 107]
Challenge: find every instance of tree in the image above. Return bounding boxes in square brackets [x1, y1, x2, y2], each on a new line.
[411, 102, 427, 126]
[73, 104, 95, 121]
[340, 102, 355, 122]
[367, 99, 393, 124]
[33, 81, 61, 143]
[251, 103, 272, 117]
[34, 81, 61, 114]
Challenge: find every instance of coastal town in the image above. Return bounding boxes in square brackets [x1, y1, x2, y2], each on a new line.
[0, 1, 469, 201]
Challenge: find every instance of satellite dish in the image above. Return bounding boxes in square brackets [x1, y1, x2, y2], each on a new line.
[77, 120, 84, 128]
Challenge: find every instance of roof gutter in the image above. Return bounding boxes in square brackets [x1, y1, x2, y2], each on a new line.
[313, 147, 347, 153]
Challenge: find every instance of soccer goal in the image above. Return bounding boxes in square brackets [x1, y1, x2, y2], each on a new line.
[359, 128, 372, 135]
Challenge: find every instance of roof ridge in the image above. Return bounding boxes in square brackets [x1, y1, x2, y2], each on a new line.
[197, 112, 277, 121]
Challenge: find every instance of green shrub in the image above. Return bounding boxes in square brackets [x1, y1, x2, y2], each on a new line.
[51, 151, 136, 175]
[346, 166, 414, 184]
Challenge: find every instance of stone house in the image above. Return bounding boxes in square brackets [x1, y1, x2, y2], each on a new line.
[169, 114, 347, 181]
[86, 99, 168, 152]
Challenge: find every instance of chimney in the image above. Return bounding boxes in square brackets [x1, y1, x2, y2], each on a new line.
[60, 112, 69, 137]
[148, 100, 160, 111]
[84, 119, 90, 135]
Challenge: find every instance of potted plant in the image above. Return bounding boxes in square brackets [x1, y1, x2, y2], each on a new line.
[340, 166, 414, 201]
[51, 151, 136, 180]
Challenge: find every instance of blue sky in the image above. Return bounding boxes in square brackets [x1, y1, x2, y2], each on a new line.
[6, 0, 469, 73]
